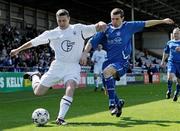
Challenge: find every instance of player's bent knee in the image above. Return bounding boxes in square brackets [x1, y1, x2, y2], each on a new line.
[34, 91, 43, 96]
[103, 67, 115, 78]
[168, 77, 173, 81]
[34, 89, 45, 96]
[103, 69, 111, 78]
[34, 85, 49, 96]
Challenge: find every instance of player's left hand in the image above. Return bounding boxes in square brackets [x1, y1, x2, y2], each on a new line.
[96, 21, 107, 32]
[163, 18, 174, 24]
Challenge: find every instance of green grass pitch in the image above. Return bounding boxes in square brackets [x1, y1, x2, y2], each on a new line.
[0, 83, 180, 131]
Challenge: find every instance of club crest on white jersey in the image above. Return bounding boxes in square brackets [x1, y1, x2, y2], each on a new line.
[61, 40, 75, 52]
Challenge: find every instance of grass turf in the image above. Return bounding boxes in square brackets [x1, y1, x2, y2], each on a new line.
[0, 83, 180, 131]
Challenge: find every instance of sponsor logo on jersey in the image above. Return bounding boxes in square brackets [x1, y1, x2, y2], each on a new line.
[107, 37, 122, 44]
[61, 40, 75, 52]
[116, 32, 121, 36]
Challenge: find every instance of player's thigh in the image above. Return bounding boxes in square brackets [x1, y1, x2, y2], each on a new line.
[64, 79, 78, 97]
[174, 63, 180, 80]
[40, 70, 62, 87]
[94, 73, 99, 78]
[64, 64, 81, 86]
[35, 84, 50, 95]
[111, 62, 129, 77]
[103, 65, 116, 78]
[167, 62, 176, 80]
[167, 72, 175, 80]
[94, 66, 101, 76]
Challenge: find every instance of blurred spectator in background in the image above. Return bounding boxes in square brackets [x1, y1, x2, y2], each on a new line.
[91, 44, 107, 91]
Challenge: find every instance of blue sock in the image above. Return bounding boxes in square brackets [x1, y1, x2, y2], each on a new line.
[167, 80, 172, 93]
[175, 84, 180, 95]
[105, 76, 115, 106]
[115, 94, 120, 106]
[112, 79, 120, 107]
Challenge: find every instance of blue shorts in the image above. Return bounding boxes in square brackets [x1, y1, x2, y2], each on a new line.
[167, 61, 180, 78]
[102, 61, 129, 77]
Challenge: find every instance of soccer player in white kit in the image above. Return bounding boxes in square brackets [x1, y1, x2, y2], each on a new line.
[91, 44, 107, 91]
[10, 9, 107, 125]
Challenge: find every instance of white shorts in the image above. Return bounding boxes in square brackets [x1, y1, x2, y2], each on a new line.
[40, 60, 81, 87]
[93, 64, 103, 74]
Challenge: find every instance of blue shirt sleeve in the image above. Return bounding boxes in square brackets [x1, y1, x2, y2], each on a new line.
[125, 21, 145, 34]
[90, 32, 106, 49]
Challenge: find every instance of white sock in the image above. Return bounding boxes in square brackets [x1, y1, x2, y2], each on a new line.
[32, 75, 40, 91]
[58, 96, 73, 119]
[95, 79, 98, 88]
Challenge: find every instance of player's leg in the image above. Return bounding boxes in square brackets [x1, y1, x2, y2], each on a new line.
[166, 72, 174, 99]
[56, 79, 77, 125]
[24, 72, 50, 95]
[103, 65, 117, 115]
[112, 62, 128, 117]
[103, 72, 124, 117]
[93, 65, 99, 91]
[115, 96, 124, 117]
[94, 73, 99, 91]
[173, 73, 180, 101]
[111, 81, 125, 117]
[99, 73, 105, 91]
[103, 61, 126, 116]
[56, 65, 80, 125]
[99, 63, 105, 91]
[101, 73, 108, 95]
[166, 62, 176, 99]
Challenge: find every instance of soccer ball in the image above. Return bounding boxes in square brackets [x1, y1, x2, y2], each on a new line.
[32, 108, 50, 126]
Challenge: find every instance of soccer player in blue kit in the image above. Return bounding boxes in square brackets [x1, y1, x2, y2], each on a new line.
[80, 8, 174, 117]
[161, 27, 180, 101]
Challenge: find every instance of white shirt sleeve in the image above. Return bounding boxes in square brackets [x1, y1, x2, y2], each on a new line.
[30, 31, 50, 47]
[80, 24, 96, 39]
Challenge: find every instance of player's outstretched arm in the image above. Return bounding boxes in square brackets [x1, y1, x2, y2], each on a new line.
[10, 41, 33, 57]
[145, 18, 174, 27]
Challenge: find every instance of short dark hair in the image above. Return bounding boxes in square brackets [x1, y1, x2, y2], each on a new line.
[111, 8, 124, 18]
[56, 9, 70, 17]
[173, 27, 180, 32]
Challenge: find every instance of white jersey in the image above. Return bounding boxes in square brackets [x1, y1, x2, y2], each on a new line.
[30, 24, 97, 87]
[31, 24, 96, 64]
[91, 50, 107, 74]
[91, 50, 107, 66]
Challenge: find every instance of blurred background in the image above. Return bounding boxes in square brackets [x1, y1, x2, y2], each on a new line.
[0, 0, 180, 91]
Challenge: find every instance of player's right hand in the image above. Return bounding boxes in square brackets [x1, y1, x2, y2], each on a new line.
[10, 49, 19, 57]
[80, 52, 88, 65]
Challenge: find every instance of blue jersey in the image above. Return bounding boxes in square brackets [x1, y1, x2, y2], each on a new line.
[164, 40, 180, 62]
[90, 21, 145, 63]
